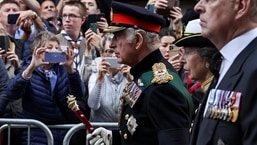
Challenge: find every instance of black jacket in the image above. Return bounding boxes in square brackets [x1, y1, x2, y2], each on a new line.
[113, 49, 193, 145]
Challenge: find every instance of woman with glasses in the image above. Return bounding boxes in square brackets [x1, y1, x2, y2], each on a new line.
[87, 33, 133, 122]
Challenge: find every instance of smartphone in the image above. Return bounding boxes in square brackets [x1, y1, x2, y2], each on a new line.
[0, 35, 10, 53]
[86, 13, 105, 31]
[146, 4, 155, 12]
[156, 0, 180, 18]
[7, 13, 20, 24]
[87, 13, 105, 23]
[45, 52, 66, 63]
[169, 45, 180, 57]
[105, 57, 121, 68]
[90, 23, 97, 33]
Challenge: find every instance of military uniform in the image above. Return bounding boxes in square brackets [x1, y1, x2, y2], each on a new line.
[88, 1, 194, 145]
[111, 49, 193, 145]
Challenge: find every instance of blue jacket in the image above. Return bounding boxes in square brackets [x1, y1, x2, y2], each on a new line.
[0, 59, 9, 115]
[7, 56, 86, 144]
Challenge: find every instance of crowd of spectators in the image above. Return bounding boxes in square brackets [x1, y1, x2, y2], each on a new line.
[0, 0, 208, 145]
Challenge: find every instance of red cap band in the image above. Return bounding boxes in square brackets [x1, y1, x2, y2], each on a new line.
[112, 13, 161, 33]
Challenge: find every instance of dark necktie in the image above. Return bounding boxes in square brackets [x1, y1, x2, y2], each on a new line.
[209, 51, 223, 89]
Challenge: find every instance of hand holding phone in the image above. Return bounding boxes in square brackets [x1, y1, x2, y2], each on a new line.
[156, 0, 180, 18]
[86, 13, 105, 31]
[0, 35, 10, 53]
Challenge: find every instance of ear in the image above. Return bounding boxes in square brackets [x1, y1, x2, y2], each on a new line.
[235, 0, 250, 19]
[205, 61, 210, 69]
[81, 16, 86, 24]
[135, 32, 143, 50]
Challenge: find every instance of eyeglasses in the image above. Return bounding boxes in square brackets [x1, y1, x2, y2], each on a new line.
[104, 49, 115, 54]
[61, 14, 81, 20]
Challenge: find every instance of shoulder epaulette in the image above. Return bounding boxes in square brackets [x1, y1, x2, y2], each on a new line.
[138, 62, 194, 120]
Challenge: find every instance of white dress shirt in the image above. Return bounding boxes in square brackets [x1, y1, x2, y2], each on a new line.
[217, 27, 257, 87]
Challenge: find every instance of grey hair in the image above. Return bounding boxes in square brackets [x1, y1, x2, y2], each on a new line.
[99, 33, 113, 52]
[31, 31, 60, 51]
[124, 28, 160, 51]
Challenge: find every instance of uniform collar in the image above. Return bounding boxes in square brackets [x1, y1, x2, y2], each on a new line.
[130, 49, 164, 80]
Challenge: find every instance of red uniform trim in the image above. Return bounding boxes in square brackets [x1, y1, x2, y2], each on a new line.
[112, 13, 161, 33]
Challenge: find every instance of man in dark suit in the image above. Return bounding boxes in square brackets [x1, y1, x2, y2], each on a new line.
[86, 1, 194, 145]
[190, 0, 257, 145]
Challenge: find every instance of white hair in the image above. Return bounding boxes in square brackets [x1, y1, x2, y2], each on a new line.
[124, 27, 160, 51]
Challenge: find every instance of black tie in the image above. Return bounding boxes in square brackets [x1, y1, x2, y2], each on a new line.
[209, 51, 223, 89]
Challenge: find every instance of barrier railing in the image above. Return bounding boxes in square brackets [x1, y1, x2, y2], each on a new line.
[63, 122, 118, 145]
[0, 119, 118, 145]
[0, 118, 54, 145]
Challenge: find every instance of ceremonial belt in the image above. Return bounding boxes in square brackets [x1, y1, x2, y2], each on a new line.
[139, 70, 194, 121]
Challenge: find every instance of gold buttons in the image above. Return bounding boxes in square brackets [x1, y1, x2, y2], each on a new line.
[195, 108, 198, 114]
[125, 114, 129, 120]
[123, 133, 128, 140]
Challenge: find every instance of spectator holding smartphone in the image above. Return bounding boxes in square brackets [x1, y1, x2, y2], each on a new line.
[83, 0, 110, 59]
[56, 1, 87, 70]
[87, 32, 132, 122]
[7, 31, 86, 145]
[81, 0, 109, 32]
[154, 0, 183, 38]
[0, 0, 45, 60]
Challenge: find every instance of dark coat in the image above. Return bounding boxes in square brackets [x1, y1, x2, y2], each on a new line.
[112, 49, 193, 145]
[190, 37, 257, 145]
[0, 59, 9, 114]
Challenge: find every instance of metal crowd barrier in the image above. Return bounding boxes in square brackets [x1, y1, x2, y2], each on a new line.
[63, 122, 118, 145]
[0, 118, 118, 145]
[0, 118, 54, 145]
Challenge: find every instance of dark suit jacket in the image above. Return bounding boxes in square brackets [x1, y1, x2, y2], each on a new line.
[190, 37, 257, 145]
